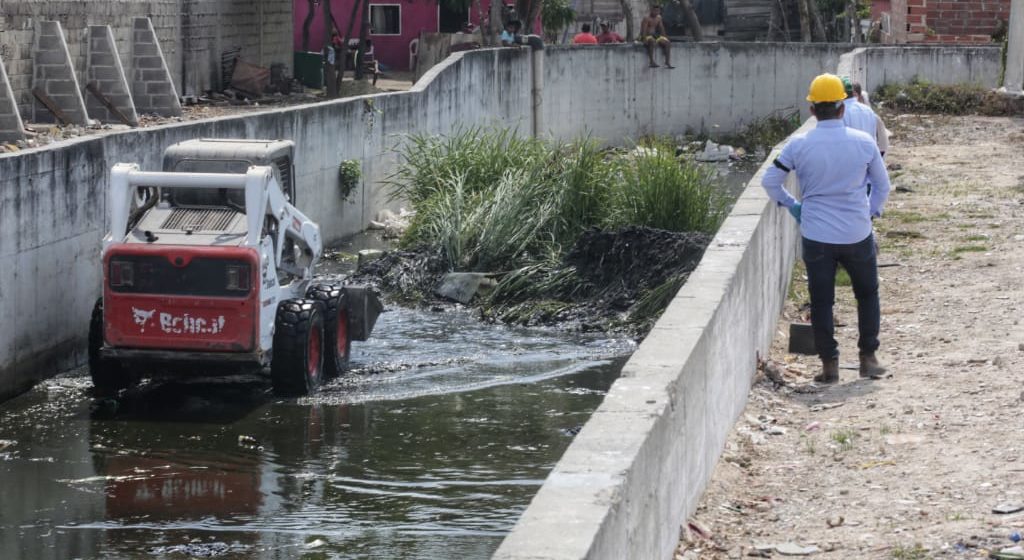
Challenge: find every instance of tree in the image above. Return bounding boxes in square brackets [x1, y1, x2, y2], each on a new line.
[796, 0, 812, 42]
[302, 0, 316, 51]
[323, 0, 338, 97]
[541, 0, 575, 43]
[678, 0, 704, 41]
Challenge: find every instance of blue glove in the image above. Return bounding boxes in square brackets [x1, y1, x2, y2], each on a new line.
[788, 203, 802, 224]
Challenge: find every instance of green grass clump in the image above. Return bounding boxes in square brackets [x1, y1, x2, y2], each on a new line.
[875, 79, 1024, 116]
[388, 128, 726, 273]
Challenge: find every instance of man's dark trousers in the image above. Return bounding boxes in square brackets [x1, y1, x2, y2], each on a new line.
[802, 234, 880, 361]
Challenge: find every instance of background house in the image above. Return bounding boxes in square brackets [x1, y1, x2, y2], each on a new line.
[295, 0, 516, 73]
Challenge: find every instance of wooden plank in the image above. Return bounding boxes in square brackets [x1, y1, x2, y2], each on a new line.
[31, 87, 70, 125]
[85, 81, 136, 126]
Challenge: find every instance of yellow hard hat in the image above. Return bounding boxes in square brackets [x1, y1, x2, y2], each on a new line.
[806, 73, 846, 103]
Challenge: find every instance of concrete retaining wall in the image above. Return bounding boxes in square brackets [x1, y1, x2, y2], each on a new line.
[493, 124, 805, 560]
[540, 43, 849, 141]
[839, 45, 1002, 96]
[495, 44, 1001, 560]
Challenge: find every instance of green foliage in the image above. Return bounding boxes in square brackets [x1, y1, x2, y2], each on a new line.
[388, 128, 726, 273]
[720, 109, 802, 154]
[541, 0, 576, 40]
[874, 79, 1024, 116]
[605, 140, 725, 234]
[338, 160, 362, 201]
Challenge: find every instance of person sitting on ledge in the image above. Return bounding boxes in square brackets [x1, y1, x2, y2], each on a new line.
[572, 23, 599, 44]
[639, 5, 673, 68]
[597, 22, 624, 44]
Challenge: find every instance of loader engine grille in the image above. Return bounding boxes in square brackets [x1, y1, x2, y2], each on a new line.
[161, 208, 238, 232]
[108, 256, 252, 297]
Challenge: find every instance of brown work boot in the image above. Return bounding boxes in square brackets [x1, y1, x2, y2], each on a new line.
[859, 353, 887, 379]
[814, 359, 840, 384]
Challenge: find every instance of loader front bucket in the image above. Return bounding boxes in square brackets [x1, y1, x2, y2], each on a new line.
[343, 286, 383, 342]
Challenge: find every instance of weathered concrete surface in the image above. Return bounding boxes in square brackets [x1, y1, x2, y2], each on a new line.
[130, 18, 183, 117]
[0, 56, 26, 142]
[840, 45, 1001, 95]
[540, 43, 850, 142]
[31, 21, 90, 125]
[492, 121, 807, 560]
[85, 25, 139, 125]
[495, 44, 1000, 560]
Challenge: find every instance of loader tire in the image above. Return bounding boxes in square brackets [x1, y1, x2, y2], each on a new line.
[271, 299, 325, 397]
[88, 298, 136, 397]
[306, 283, 351, 378]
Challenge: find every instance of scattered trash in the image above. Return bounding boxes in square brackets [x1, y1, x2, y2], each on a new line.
[367, 208, 414, 238]
[1011, 532, 1022, 543]
[765, 426, 787, 436]
[357, 249, 385, 270]
[993, 545, 1024, 559]
[826, 515, 845, 528]
[804, 421, 820, 432]
[993, 503, 1024, 514]
[305, 539, 328, 549]
[695, 141, 735, 162]
[434, 272, 498, 305]
[858, 460, 896, 469]
[809, 403, 844, 413]
[774, 542, 819, 556]
[237, 435, 262, 452]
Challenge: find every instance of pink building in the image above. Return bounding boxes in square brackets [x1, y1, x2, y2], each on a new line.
[294, 0, 509, 72]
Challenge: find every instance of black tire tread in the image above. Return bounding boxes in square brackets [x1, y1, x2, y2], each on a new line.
[270, 299, 324, 396]
[306, 283, 350, 378]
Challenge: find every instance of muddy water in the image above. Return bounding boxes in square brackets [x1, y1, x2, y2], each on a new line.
[0, 306, 632, 560]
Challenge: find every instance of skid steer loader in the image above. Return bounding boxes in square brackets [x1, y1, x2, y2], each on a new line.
[89, 139, 381, 397]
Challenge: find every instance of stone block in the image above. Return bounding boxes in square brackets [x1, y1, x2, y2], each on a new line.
[85, 25, 138, 125]
[31, 21, 89, 125]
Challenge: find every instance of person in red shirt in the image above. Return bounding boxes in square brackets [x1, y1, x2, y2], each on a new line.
[596, 23, 624, 44]
[572, 24, 599, 45]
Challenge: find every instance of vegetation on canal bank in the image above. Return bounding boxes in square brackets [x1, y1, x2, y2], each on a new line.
[874, 79, 1024, 116]
[359, 127, 734, 336]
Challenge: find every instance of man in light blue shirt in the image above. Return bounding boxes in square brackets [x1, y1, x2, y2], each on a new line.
[762, 73, 891, 384]
[841, 77, 888, 156]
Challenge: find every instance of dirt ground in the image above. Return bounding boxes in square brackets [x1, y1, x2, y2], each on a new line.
[678, 114, 1024, 560]
[2, 73, 413, 152]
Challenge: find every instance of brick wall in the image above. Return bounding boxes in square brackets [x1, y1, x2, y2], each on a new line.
[903, 0, 1010, 43]
[0, 0, 293, 118]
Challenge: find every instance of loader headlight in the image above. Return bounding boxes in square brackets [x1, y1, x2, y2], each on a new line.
[109, 260, 135, 287]
[226, 264, 251, 292]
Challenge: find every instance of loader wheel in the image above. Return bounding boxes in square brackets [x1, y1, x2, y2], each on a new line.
[88, 298, 136, 397]
[270, 299, 325, 396]
[306, 284, 351, 378]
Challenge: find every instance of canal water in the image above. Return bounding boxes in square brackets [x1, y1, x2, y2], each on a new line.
[0, 305, 633, 560]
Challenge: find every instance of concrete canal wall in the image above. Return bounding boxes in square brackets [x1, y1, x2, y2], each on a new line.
[494, 45, 1000, 560]
[0, 41, 1001, 553]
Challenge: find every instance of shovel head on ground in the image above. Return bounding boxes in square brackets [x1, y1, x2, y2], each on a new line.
[788, 322, 817, 355]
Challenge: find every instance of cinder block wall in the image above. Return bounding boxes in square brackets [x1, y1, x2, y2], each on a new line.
[0, 0, 293, 116]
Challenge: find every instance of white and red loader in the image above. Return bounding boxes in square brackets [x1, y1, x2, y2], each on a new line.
[89, 139, 380, 396]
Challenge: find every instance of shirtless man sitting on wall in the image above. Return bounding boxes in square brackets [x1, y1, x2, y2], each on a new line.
[640, 5, 674, 69]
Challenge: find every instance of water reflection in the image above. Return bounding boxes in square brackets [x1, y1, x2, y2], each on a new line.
[0, 306, 631, 559]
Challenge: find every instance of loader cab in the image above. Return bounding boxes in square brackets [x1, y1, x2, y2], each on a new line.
[161, 139, 297, 206]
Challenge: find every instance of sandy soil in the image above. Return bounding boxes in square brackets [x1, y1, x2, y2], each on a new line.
[677, 114, 1024, 560]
